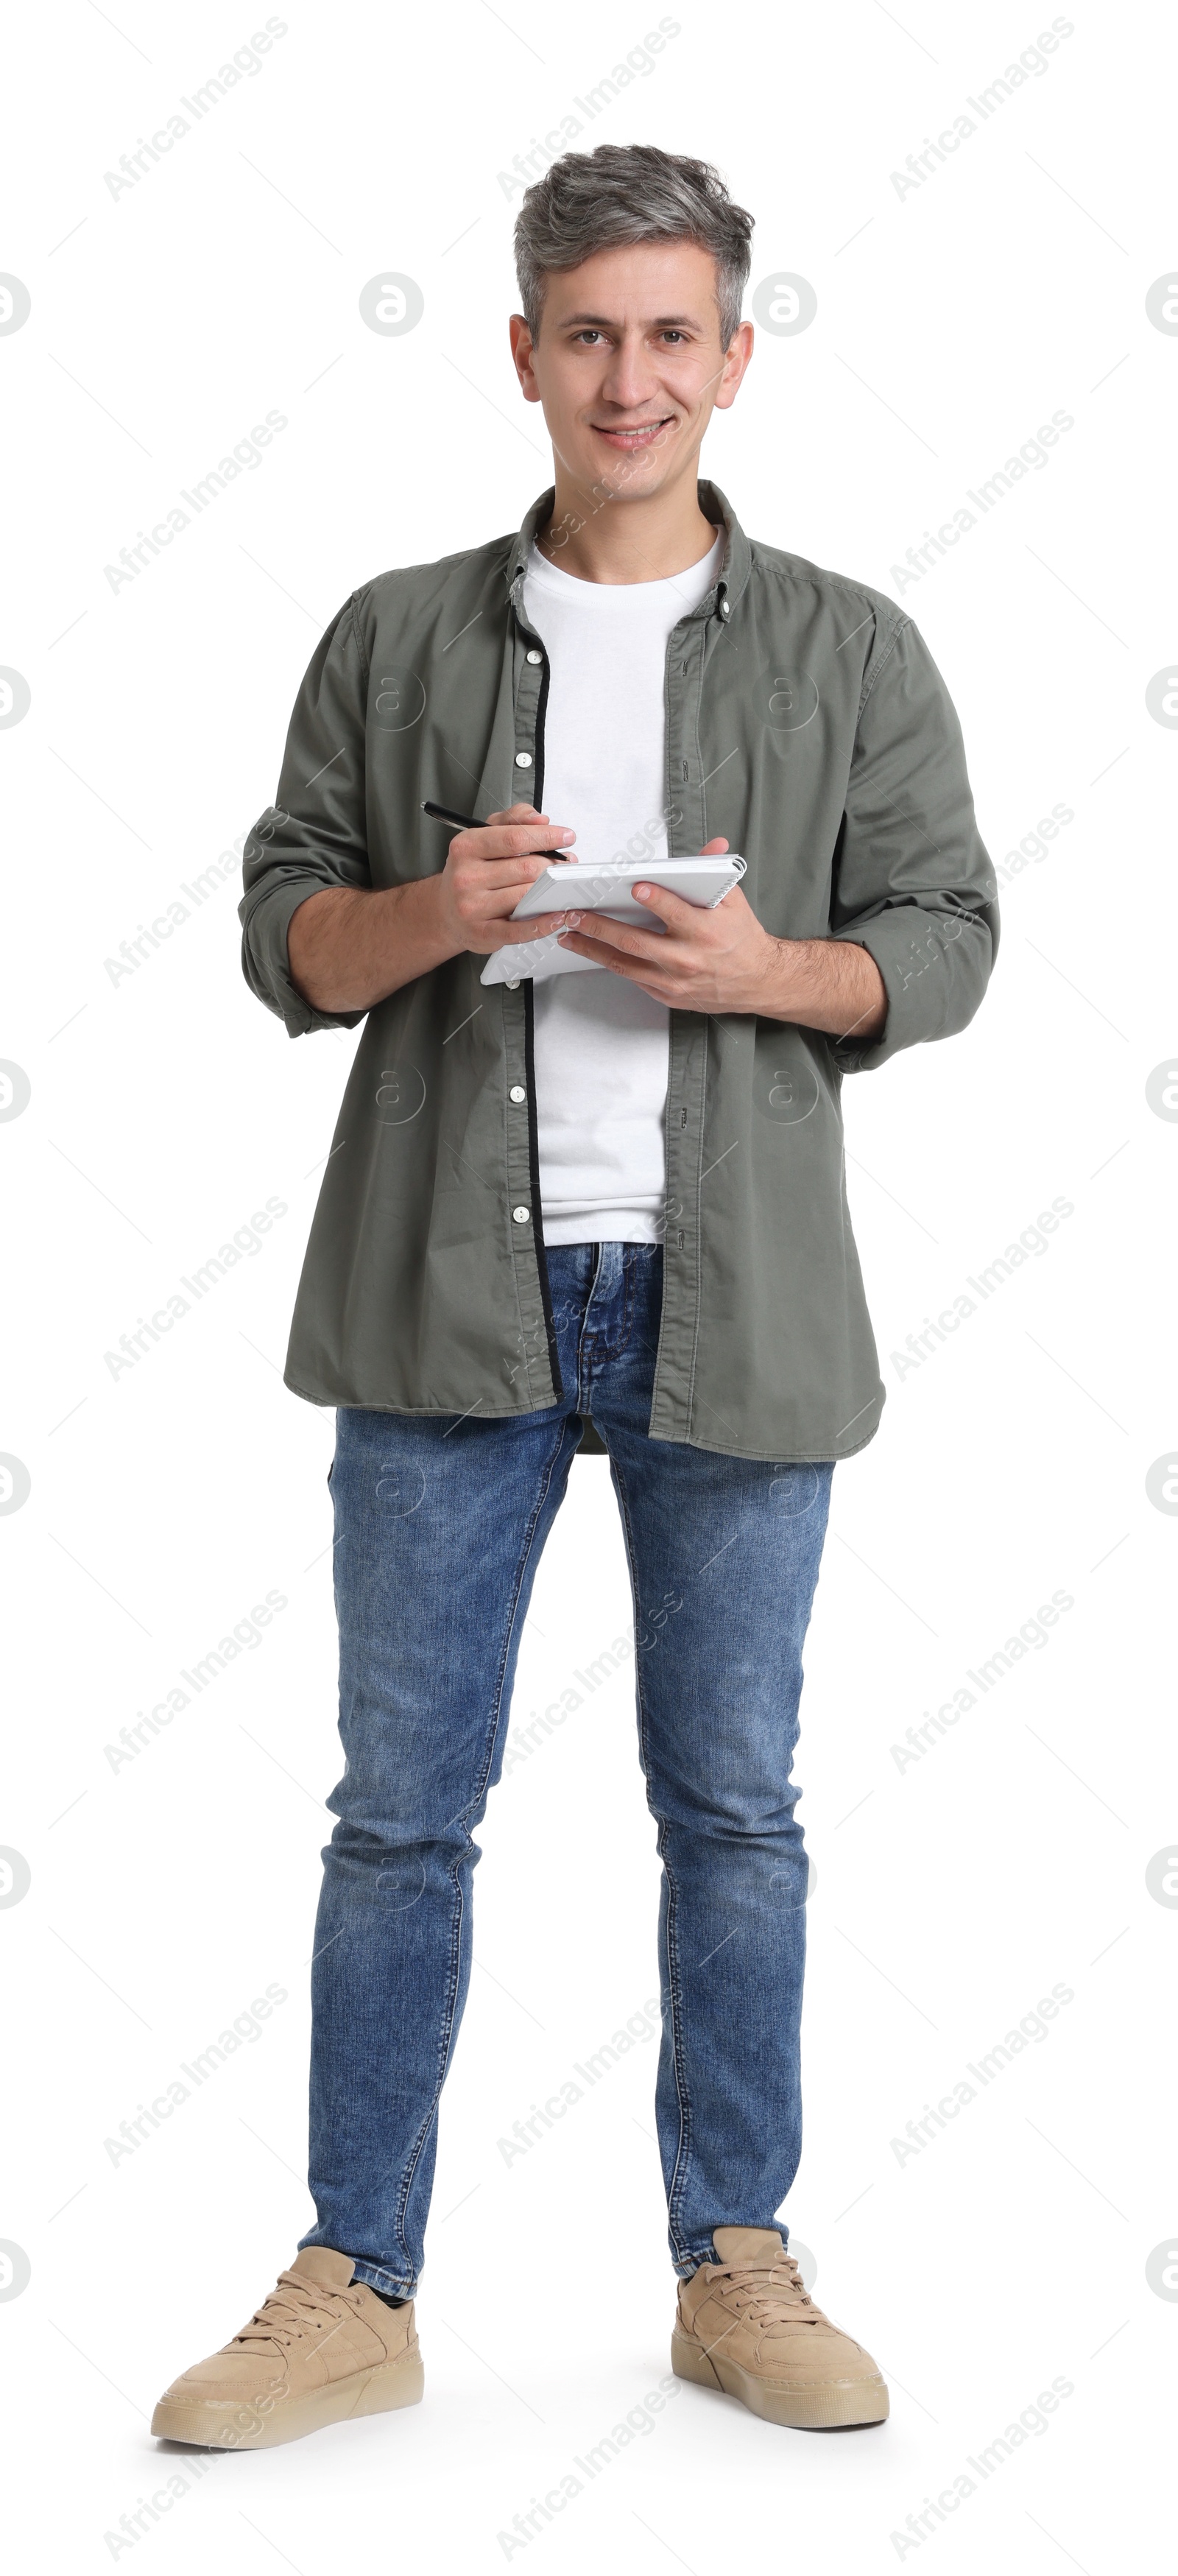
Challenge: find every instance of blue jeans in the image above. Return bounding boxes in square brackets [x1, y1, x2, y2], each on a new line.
[302, 1243, 833, 2294]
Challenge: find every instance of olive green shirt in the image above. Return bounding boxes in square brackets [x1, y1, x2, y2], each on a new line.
[240, 483, 997, 1460]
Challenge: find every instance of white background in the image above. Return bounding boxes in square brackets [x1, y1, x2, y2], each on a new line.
[2, 1, 1174, 2567]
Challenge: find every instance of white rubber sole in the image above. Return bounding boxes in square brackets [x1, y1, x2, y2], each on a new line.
[151, 2346, 424, 2450]
[671, 2328, 889, 2429]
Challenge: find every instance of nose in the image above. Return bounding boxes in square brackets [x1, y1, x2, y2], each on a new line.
[598, 332, 663, 415]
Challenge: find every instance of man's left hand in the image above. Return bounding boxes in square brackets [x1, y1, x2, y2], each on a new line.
[555, 840, 779, 1013]
[555, 839, 887, 1042]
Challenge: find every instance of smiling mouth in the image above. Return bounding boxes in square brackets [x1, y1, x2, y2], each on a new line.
[589, 415, 677, 448]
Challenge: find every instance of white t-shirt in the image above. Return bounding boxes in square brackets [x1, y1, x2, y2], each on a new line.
[521, 529, 724, 1245]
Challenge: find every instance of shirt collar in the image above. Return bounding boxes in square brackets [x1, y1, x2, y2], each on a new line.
[506, 480, 752, 619]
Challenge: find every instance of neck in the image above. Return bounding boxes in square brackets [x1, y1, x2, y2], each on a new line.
[538, 460, 718, 585]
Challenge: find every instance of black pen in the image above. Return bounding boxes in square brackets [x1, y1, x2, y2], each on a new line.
[421, 800, 486, 831]
[421, 799, 574, 859]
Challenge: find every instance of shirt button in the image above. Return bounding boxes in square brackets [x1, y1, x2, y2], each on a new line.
[506, 979, 520, 990]
[719, 599, 730, 619]
[512, 1205, 530, 1224]
[515, 750, 532, 767]
[526, 649, 542, 665]
[509, 1084, 526, 1102]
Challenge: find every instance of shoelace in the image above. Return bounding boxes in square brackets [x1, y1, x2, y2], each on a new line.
[705, 2256, 828, 2333]
[231, 2270, 353, 2352]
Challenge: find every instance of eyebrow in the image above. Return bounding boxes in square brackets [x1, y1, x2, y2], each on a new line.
[556, 311, 703, 330]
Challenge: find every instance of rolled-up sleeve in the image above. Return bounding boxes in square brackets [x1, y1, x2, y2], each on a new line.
[829, 616, 999, 1072]
[239, 595, 372, 1037]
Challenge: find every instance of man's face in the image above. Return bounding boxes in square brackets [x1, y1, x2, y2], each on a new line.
[509, 239, 752, 505]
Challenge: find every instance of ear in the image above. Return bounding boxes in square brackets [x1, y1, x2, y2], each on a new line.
[713, 319, 754, 413]
[509, 313, 542, 403]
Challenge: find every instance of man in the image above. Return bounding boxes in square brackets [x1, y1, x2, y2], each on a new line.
[152, 144, 996, 2450]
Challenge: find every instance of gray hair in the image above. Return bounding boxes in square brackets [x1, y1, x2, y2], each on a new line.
[513, 144, 754, 351]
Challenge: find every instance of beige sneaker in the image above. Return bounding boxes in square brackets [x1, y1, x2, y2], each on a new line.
[672, 2227, 888, 2429]
[150, 2247, 423, 2449]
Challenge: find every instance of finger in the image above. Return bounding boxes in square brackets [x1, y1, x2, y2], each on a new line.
[560, 908, 679, 959]
[456, 854, 557, 887]
[498, 910, 574, 945]
[629, 881, 700, 923]
[699, 837, 730, 855]
[469, 825, 573, 854]
[560, 908, 627, 946]
[456, 823, 576, 859]
[557, 924, 671, 970]
[559, 935, 682, 999]
[634, 878, 752, 924]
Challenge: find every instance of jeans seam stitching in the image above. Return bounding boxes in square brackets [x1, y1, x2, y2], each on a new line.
[392, 1868, 464, 2266]
[601, 1247, 640, 1364]
[609, 1445, 693, 2261]
[361, 1411, 577, 2277]
[381, 1416, 575, 2275]
[683, 1022, 709, 1438]
[469, 1418, 572, 1812]
[585, 1245, 643, 1380]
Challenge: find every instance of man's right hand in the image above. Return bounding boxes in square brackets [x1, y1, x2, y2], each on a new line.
[286, 803, 579, 1016]
[434, 803, 577, 955]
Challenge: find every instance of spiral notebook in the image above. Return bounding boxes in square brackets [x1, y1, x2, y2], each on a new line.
[479, 854, 746, 985]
